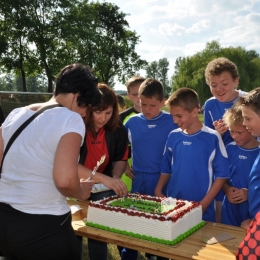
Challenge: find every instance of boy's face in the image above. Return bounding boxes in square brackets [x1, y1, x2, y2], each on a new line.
[208, 71, 239, 102]
[229, 124, 254, 147]
[140, 95, 165, 119]
[170, 106, 196, 131]
[241, 106, 260, 137]
[127, 84, 141, 109]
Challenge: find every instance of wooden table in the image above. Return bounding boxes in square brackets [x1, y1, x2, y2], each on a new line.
[68, 200, 245, 260]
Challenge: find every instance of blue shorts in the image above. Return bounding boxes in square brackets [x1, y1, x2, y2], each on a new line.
[131, 171, 167, 196]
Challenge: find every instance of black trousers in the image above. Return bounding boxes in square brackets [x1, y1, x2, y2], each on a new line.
[0, 202, 78, 260]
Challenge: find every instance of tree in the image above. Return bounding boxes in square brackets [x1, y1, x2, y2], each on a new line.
[172, 41, 260, 104]
[146, 58, 171, 96]
[0, 0, 33, 91]
[0, 1, 147, 92]
[61, 1, 147, 85]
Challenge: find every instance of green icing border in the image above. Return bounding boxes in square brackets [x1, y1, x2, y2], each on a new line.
[86, 221, 205, 245]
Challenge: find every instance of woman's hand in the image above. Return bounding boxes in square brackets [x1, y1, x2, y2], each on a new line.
[101, 177, 128, 197]
[79, 179, 95, 200]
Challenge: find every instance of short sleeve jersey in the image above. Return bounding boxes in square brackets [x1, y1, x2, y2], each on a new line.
[248, 151, 260, 219]
[222, 142, 260, 226]
[161, 125, 229, 222]
[124, 111, 178, 174]
[204, 90, 246, 145]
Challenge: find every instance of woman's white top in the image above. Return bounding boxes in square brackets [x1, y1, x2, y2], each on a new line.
[0, 106, 85, 215]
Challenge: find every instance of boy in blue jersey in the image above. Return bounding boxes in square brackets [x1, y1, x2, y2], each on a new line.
[124, 78, 178, 195]
[121, 78, 177, 260]
[155, 87, 229, 222]
[119, 76, 145, 192]
[236, 88, 260, 259]
[221, 104, 260, 227]
[204, 57, 246, 222]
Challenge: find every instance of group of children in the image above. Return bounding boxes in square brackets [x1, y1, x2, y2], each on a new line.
[115, 57, 260, 260]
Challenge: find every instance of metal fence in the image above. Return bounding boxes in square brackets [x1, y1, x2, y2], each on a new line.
[0, 91, 52, 118]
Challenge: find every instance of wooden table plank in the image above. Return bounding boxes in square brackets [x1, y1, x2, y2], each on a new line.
[68, 199, 245, 260]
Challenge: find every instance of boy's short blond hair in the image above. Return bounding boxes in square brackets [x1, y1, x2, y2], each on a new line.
[238, 87, 260, 116]
[126, 76, 146, 93]
[222, 104, 243, 127]
[205, 57, 239, 85]
[166, 87, 199, 112]
[139, 78, 164, 101]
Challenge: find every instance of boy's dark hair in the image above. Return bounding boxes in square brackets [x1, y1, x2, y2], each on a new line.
[55, 63, 101, 107]
[85, 83, 119, 138]
[116, 94, 126, 109]
[166, 87, 199, 112]
[238, 87, 260, 116]
[205, 57, 239, 85]
[126, 76, 146, 93]
[139, 78, 164, 101]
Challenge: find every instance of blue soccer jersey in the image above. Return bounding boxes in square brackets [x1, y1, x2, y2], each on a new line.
[204, 90, 246, 146]
[222, 142, 260, 226]
[161, 125, 229, 222]
[248, 152, 260, 219]
[124, 111, 178, 174]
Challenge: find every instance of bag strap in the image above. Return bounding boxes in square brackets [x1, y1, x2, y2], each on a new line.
[0, 104, 60, 177]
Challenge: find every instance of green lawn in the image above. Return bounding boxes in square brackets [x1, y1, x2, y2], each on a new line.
[198, 114, 204, 124]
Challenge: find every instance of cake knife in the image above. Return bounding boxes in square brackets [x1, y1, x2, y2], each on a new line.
[87, 154, 106, 181]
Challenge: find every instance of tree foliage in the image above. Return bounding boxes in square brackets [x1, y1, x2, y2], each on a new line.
[146, 58, 171, 96]
[0, 0, 147, 92]
[172, 41, 260, 104]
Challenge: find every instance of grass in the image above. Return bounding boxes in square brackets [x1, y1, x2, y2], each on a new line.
[81, 238, 147, 260]
[198, 113, 204, 124]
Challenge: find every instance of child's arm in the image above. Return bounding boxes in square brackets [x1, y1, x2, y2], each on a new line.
[241, 219, 252, 231]
[200, 178, 227, 212]
[154, 173, 171, 197]
[125, 162, 135, 179]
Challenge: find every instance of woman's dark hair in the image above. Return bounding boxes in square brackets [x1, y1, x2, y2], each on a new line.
[55, 63, 102, 107]
[85, 83, 119, 138]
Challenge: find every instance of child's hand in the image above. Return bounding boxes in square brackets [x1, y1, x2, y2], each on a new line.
[213, 119, 228, 136]
[225, 186, 239, 203]
[125, 163, 135, 179]
[241, 218, 252, 231]
[199, 199, 207, 213]
[154, 189, 165, 198]
[230, 188, 248, 204]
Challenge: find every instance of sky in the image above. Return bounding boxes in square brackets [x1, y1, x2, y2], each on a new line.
[105, 0, 260, 90]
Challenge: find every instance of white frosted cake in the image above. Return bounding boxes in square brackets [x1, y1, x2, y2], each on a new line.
[86, 193, 205, 245]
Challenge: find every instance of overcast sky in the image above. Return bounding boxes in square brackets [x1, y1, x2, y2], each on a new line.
[105, 0, 260, 90]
